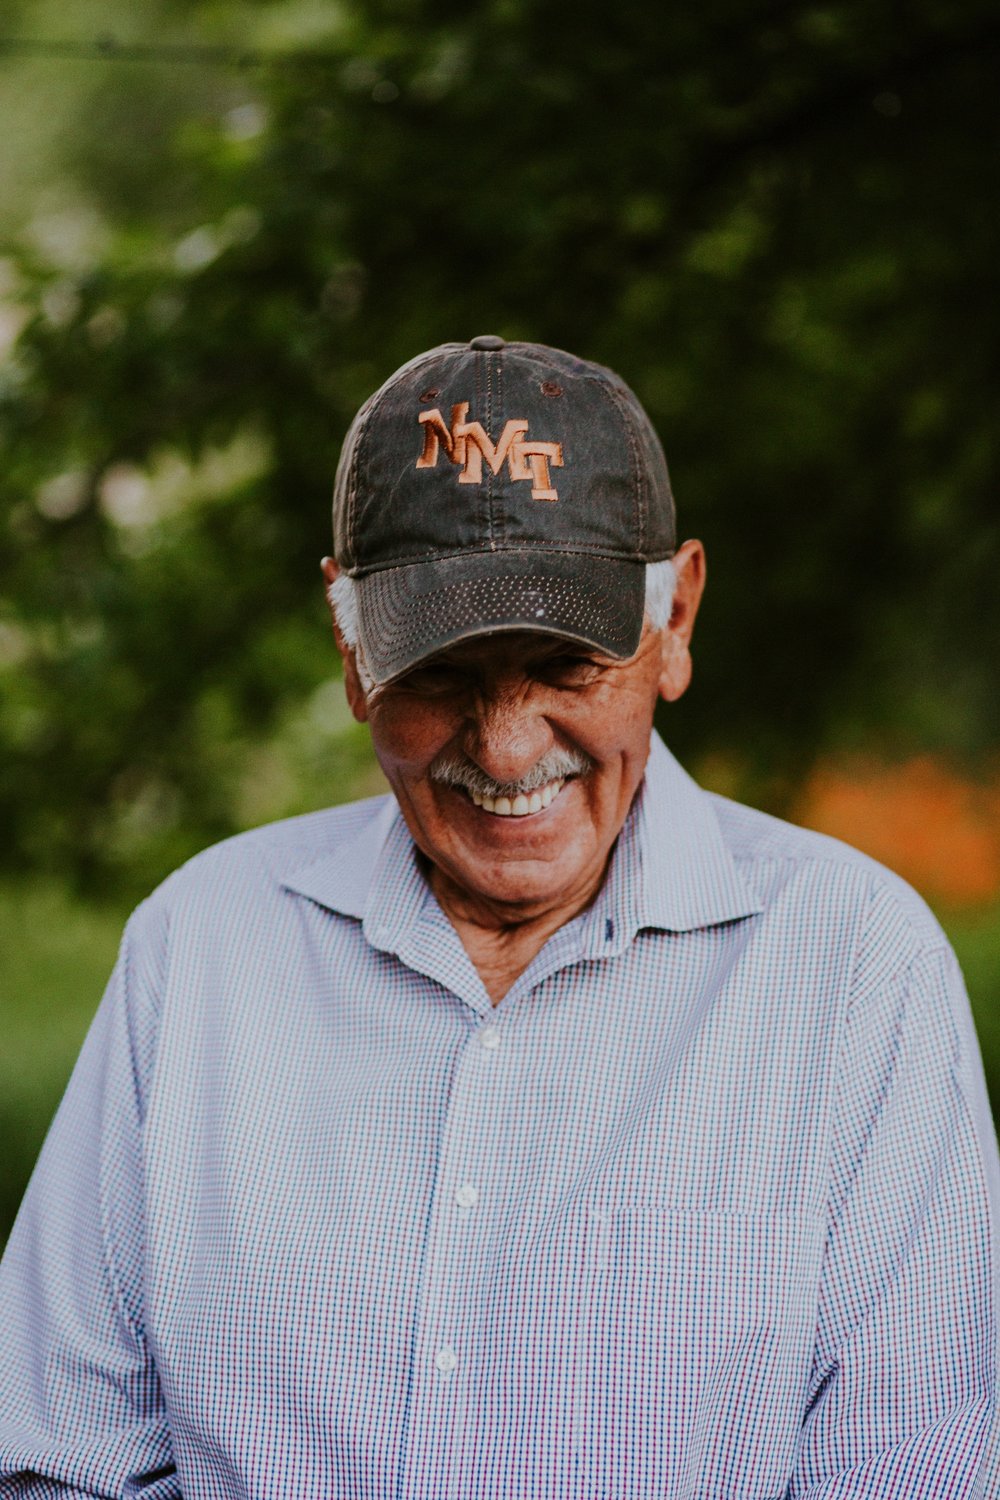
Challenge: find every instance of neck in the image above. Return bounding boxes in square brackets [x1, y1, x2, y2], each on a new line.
[426, 860, 607, 1005]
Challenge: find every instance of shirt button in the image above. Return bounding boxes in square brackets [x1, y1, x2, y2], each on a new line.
[435, 1346, 458, 1374]
[455, 1183, 479, 1209]
[479, 1026, 501, 1051]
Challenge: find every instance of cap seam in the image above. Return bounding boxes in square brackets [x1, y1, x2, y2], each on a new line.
[347, 348, 445, 563]
[494, 353, 506, 549]
[485, 352, 499, 548]
[342, 406, 369, 569]
[346, 545, 651, 576]
[585, 375, 645, 552]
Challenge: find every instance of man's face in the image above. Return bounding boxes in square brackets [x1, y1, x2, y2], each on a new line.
[331, 541, 705, 925]
[363, 629, 663, 918]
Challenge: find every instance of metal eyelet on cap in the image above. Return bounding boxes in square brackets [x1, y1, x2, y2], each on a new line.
[469, 334, 505, 350]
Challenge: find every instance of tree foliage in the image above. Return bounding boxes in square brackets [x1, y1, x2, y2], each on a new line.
[1, 0, 998, 896]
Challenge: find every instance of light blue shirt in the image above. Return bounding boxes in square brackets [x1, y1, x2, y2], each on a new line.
[1, 735, 998, 1498]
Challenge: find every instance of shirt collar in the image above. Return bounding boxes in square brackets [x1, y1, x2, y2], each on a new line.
[281, 795, 414, 931]
[281, 731, 761, 948]
[625, 732, 762, 934]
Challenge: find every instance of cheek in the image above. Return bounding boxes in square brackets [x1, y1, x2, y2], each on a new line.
[367, 700, 458, 780]
[569, 677, 659, 765]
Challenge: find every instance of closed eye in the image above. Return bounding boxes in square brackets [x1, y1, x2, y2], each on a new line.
[397, 663, 469, 695]
[535, 654, 606, 687]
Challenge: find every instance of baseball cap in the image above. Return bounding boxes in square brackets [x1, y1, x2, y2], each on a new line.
[332, 335, 676, 685]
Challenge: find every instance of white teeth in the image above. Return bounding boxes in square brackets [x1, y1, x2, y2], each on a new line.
[469, 777, 566, 816]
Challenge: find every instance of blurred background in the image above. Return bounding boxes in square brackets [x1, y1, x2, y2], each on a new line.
[2, 0, 999, 1246]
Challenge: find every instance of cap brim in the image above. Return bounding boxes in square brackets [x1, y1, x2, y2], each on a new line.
[354, 551, 646, 685]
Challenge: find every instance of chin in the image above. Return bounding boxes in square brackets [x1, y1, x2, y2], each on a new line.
[465, 863, 577, 911]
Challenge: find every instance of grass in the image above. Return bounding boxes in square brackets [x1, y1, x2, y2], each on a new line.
[0, 881, 128, 1241]
[944, 904, 1000, 1105]
[2, 879, 999, 1247]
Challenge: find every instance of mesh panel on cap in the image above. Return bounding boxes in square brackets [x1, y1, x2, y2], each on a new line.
[357, 563, 642, 683]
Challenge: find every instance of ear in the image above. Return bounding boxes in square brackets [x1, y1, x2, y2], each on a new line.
[657, 539, 706, 703]
[320, 556, 370, 723]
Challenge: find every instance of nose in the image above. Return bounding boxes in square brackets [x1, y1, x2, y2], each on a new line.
[463, 678, 553, 785]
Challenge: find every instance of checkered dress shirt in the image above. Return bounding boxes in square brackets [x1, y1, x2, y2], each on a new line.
[1, 735, 998, 1498]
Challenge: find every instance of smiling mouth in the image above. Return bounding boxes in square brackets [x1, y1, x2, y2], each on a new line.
[467, 777, 567, 818]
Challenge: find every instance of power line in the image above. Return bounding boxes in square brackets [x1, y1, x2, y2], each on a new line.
[0, 35, 341, 69]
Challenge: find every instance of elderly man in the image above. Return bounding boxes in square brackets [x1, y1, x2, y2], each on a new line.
[1, 336, 997, 1497]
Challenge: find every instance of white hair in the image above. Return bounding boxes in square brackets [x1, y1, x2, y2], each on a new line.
[328, 557, 677, 668]
[326, 568, 364, 650]
[643, 557, 678, 631]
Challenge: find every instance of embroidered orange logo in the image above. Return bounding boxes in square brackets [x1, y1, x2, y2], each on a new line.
[417, 403, 564, 501]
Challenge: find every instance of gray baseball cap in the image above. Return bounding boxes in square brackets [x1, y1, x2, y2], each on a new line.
[332, 335, 676, 684]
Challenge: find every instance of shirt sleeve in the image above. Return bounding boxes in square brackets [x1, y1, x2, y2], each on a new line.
[789, 941, 1000, 1497]
[0, 901, 179, 1499]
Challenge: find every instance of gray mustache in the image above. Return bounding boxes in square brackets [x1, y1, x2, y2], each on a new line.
[429, 748, 592, 802]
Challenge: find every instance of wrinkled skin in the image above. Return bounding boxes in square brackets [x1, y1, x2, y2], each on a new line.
[322, 540, 705, 999]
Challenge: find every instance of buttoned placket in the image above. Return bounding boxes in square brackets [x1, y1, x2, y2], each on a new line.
[391, 891, 605, 1497]
[379, 893, 502, 1496]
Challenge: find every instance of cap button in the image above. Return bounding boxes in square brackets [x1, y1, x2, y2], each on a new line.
[469, 334, 505, 351]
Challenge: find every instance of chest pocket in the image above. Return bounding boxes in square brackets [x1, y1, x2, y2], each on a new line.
[574, 1206, 823, 1500]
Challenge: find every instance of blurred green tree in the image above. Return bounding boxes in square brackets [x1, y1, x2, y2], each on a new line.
[1, 0, 998, 898]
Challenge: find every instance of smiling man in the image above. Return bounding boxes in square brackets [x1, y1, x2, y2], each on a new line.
[1, 337, 998, 1498]
[323, 590, 704, 1003]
